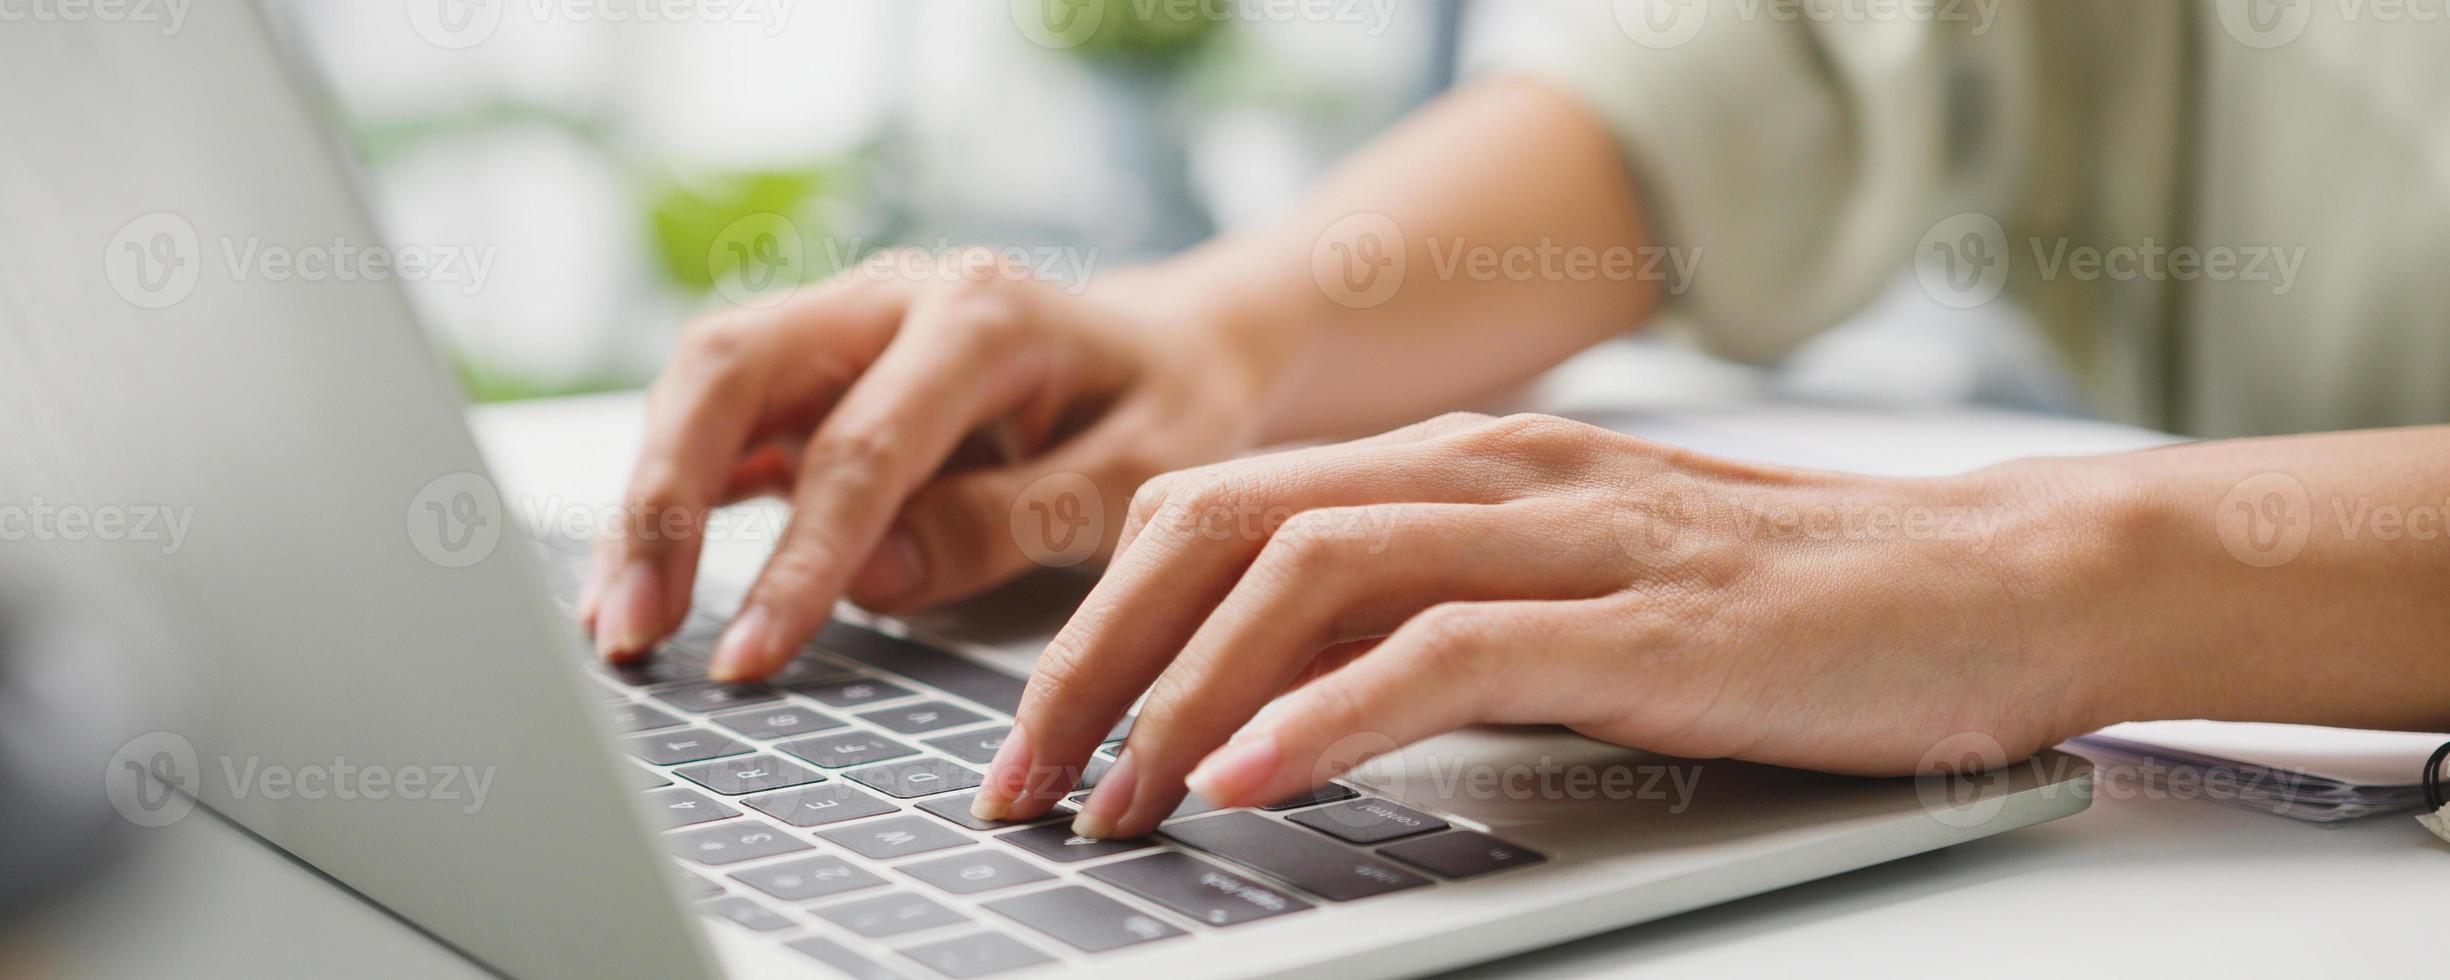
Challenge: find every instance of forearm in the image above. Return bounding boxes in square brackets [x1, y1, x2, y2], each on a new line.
[2002, 427, 2450, 735]
[1107, 78, 1662, 444]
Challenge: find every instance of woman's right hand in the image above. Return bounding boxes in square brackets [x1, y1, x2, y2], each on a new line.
[580, 249, 1277, 682]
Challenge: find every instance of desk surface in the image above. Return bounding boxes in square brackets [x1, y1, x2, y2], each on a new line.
[45, 370, 2440, 979]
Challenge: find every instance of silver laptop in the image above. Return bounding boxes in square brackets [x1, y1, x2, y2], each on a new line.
[0, 6, 2091, 979]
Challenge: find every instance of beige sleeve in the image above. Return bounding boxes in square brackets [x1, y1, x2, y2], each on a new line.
[1468, 0, 2035, 363]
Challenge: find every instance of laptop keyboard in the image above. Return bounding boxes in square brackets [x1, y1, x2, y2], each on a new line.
[540, 541, 1545, 978]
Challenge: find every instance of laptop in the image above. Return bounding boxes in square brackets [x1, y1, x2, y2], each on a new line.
[0, 5, 2092, 979]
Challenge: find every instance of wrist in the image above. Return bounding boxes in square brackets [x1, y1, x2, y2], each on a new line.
[1095, 238, 1312, 440]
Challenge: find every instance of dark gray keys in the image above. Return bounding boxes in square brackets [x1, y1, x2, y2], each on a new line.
[787, 936, 905, 980]
[1378, 830, 1546, 879]
[597, 656, 701, 688]
[817, 815, 970, 860]
[675, 871, 723, 899]
[606, 701, 684, 733]
[698, 896, 793, 933]
[896, 850, 1052, 896]
[729, 854, 887, 902]
[1260, 783, 1360, 811]
[1286, 798, 1448, 844]
[1068, 791, 1219, 823]
[666, 820, 811, 866]
[745, 783, 899, 827]
[923, 727, 1010, 765]
[994, 823, 1154, 864]
[711, 703, 844, 740]
[794, 677, 917, 708]
[915, 793, 1069, 832]
[859, 700, 989, 735]
[815, 622, 1027, 715]
[1084, 851, 1313, 926]
[985, 885, 1185, 953]
[1162, 811, 1430, 901]
[844, 757, 982, 799]
[815, 891, 971, 939]
[780, 731, 917, 769]
[674, 755, 825, 796]
[644, 787, 741, 829]
[896, 931, 1053, 979]
[624, 729, 751, 766]
[652, 681, 780, 714]
[629, 766, 672, 790]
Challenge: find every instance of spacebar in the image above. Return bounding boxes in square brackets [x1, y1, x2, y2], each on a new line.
[814, 621, 1025, 715]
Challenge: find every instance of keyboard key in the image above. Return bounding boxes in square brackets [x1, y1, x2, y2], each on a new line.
[1068, 791, 1218, 823]
[674, 755, 825, 796]
[675, 871, 723, 899]
[698, 896, 793, 933]
[780, 731, 917, 769]
[794, 677, 917, 708]
[730, 854, 888, 902]
[605, 701, 684, 733]
[859, 700, 989, 735]
[1162, 811, 1430, 901]
[652, 681, 780, 714]
[786, 936, 905, 980]
[711, 703, 844, 740]
[1084, 851, 1313, 927]
[923, 727, 1009, 765]
[1378, 830, 1546, 879]
[817, 815, 970, 860]
[994, 823, 1154, 864]
[844, 758, 982, 799]
[596, 656, 706, 688]
[666, 820, 811, 867]
[744, 783, 899, 828]
[896, 931, 1053, 979]
[914, 793, 1069, 832]
[644, 787, 741, 829]
[896, 850, 1052, 896]
[624, 729, 751, 766]
[815, 890, 970, 938]
[1106, 715, 1136, 741]
[1285, 798, 1449, 845]
[984, 885, 1185, 953]
[815, 622, 1026, 715]
[628, 766, 672, 790]
[1260, 783, 1360, 811]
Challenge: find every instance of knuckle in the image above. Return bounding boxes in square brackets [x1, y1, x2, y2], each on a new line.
[806, 424, 901, 483]
[1020, 632, 1093, 715]
[1471, 413, 1602, 452]
[1419, 410, 1497, 434]
[1252, 511, 1355, 581]
[676, 312, 761, 363]
[1402, 603, 1494, 671]
[1126, 472, 1186, 530]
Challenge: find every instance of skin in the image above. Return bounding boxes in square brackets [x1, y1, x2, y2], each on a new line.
[586, 80, 2450, 841]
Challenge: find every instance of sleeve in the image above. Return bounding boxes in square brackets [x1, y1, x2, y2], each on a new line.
[1465, 0, 2037, 364]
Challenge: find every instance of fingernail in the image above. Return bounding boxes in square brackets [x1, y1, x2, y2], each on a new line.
[707, 605, 777, 683]
[970, 721, 1031, 822]
[595, 560, 661, 660]
[1070, 749, 1139, 840]
[1186, 731, 1279, 805]
[851, 530, 925, 604]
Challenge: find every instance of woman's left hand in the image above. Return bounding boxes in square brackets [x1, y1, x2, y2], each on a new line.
[972, 412, 2110, 839]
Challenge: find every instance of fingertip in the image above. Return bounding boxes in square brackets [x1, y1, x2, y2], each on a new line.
[594, 559, 664, 659]
[706, 604, 780, 683]
[1183, 732, 1281, 808]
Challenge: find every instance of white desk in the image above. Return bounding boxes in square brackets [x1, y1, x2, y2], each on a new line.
[45, 370, 2440, 979]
